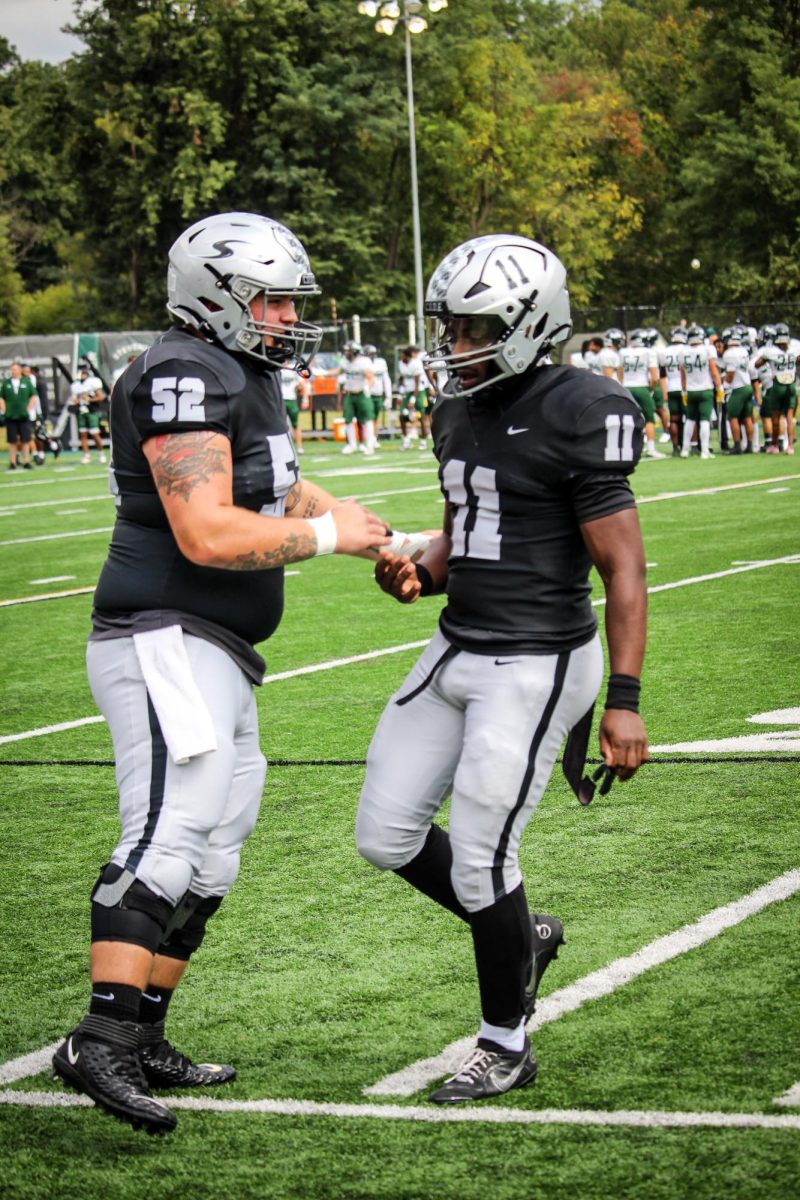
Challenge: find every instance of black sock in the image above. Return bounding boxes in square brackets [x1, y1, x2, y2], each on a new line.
[89, 981, 142, 1023]
[469, 884, 532, 1028]
[138, 985, 174, 1027]
[394, 825, 469, 921]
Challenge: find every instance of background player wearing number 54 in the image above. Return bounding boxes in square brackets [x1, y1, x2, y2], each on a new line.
[51, 212, 390, 1135]
[357, 233, 650, 1105]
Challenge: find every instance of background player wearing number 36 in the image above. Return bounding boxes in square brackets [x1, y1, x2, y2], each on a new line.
[356, 233, 649, 1104]
[52, 212, 390, 1134]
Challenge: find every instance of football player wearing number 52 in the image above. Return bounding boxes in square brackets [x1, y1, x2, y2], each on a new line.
[357, 234, 650, 1104]
[51, 212, 391, 1134]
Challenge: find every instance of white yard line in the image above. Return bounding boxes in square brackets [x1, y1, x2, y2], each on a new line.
[0, 527, 113, 547]
[0, 587, 95, 608]
[636, 475, 797, 504]
[0, 643, 430, 745]
[0, 493, 110, 515]
[2, 554, 798, 741]
[0, 1088, 797, 1130]
[365, 868, 800, 1097]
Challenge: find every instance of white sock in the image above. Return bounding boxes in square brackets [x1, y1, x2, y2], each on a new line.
[346, 422, 357, 449]
[364, 419, 375, 449]
[700, 421, 711, 453]
[752, 425, 760, 451]
[478, 1018, 526, 1053]
[683, 420, 695, 452]
[646, 438, 655, 454]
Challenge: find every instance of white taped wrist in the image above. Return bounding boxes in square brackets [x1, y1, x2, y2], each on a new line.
[308, 510, 338, 556]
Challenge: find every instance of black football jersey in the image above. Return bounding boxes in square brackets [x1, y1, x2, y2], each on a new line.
[432, 365, 644, 654]
[93, 329, 299, 653]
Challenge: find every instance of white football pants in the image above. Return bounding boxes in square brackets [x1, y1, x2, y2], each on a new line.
[357, 629, 603, 913]
[87, 635, 266, 905]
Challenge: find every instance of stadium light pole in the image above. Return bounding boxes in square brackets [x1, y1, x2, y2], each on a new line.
[357, 0, 448, 349]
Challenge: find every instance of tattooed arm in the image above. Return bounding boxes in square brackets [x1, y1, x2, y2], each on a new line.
[142, 431, 390, 569]
[283, 477, 337, 519]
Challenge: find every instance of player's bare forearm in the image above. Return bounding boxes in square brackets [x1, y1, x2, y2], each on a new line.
[143, 432, 389, 567]
[581, 507, 647, 678]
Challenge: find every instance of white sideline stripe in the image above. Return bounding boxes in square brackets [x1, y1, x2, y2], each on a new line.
[365, 868, 800, 1097]
[0, 714, 106, 745]
[353, 484, 441, 502]
[636, 475, 797, 504]
[0, 643, 430, 745]
[0, 587, 95, 609]
[0, 1089, 799, 1130]
[0, 493, 109, 515]
[2, 554, 798, 741]
[0, 526, 113, 547]
[774, 1082, 800, 1108]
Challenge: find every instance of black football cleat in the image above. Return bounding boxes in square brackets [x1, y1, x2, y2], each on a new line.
[524, 913, 565, 1020]
[430, 1037, 538, 1104]
[52, 1014, 177, 1134]
[140, 1021, 236, 1088]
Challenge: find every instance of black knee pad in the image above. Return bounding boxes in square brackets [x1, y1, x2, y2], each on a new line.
[157, 892, 223, 962]
[90, 862, 176, 954]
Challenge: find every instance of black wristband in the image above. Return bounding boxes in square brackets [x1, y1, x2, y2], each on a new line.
[604, 673, 640, 713]
[415, 563, 434, 597]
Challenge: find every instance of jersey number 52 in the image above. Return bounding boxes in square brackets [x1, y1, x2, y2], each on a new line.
[150, 377, 206, 423]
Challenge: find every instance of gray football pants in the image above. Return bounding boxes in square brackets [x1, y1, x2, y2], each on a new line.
[87, 635, 266, 905]
[357, 629, 603, 913]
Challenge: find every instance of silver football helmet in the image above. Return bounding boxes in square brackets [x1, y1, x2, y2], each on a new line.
[424, 234, 572, 397]
[166, 212, 322, 369]
[604, 327, 626, 349]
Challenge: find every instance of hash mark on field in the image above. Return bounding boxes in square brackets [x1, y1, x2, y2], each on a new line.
[774, 1082, 800, 1108]
[0, 1089, 799, 1130]
[365, 868, 800, 1097]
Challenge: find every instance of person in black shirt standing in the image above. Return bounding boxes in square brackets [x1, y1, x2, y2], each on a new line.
[52, 212, 390, 1134]
[356, 234, 649, 1104]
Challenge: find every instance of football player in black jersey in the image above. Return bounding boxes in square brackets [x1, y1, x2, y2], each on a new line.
[357, 234, 649, 1104]
[52, 213, 391, 1134]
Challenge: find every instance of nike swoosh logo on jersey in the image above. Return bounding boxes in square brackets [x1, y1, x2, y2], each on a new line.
[494, 658, 522, 666]
[507, 425, 529, 435]
[66, 1036, 80, 1066]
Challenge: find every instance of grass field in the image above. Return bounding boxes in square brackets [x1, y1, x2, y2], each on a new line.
[1, 433, 799, 1200]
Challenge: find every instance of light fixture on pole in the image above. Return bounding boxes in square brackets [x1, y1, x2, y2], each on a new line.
[358, 0, 448, 348]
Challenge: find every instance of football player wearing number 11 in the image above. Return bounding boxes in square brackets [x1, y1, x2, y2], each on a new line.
[51, 213, 391, 1134]
[357, 234, 650, 1104]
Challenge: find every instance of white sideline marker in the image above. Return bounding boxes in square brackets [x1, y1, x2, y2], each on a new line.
[0, 1089, 799, 1131]
[364, 868, 800, 1097]
[774, 1082, 800, 1108]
